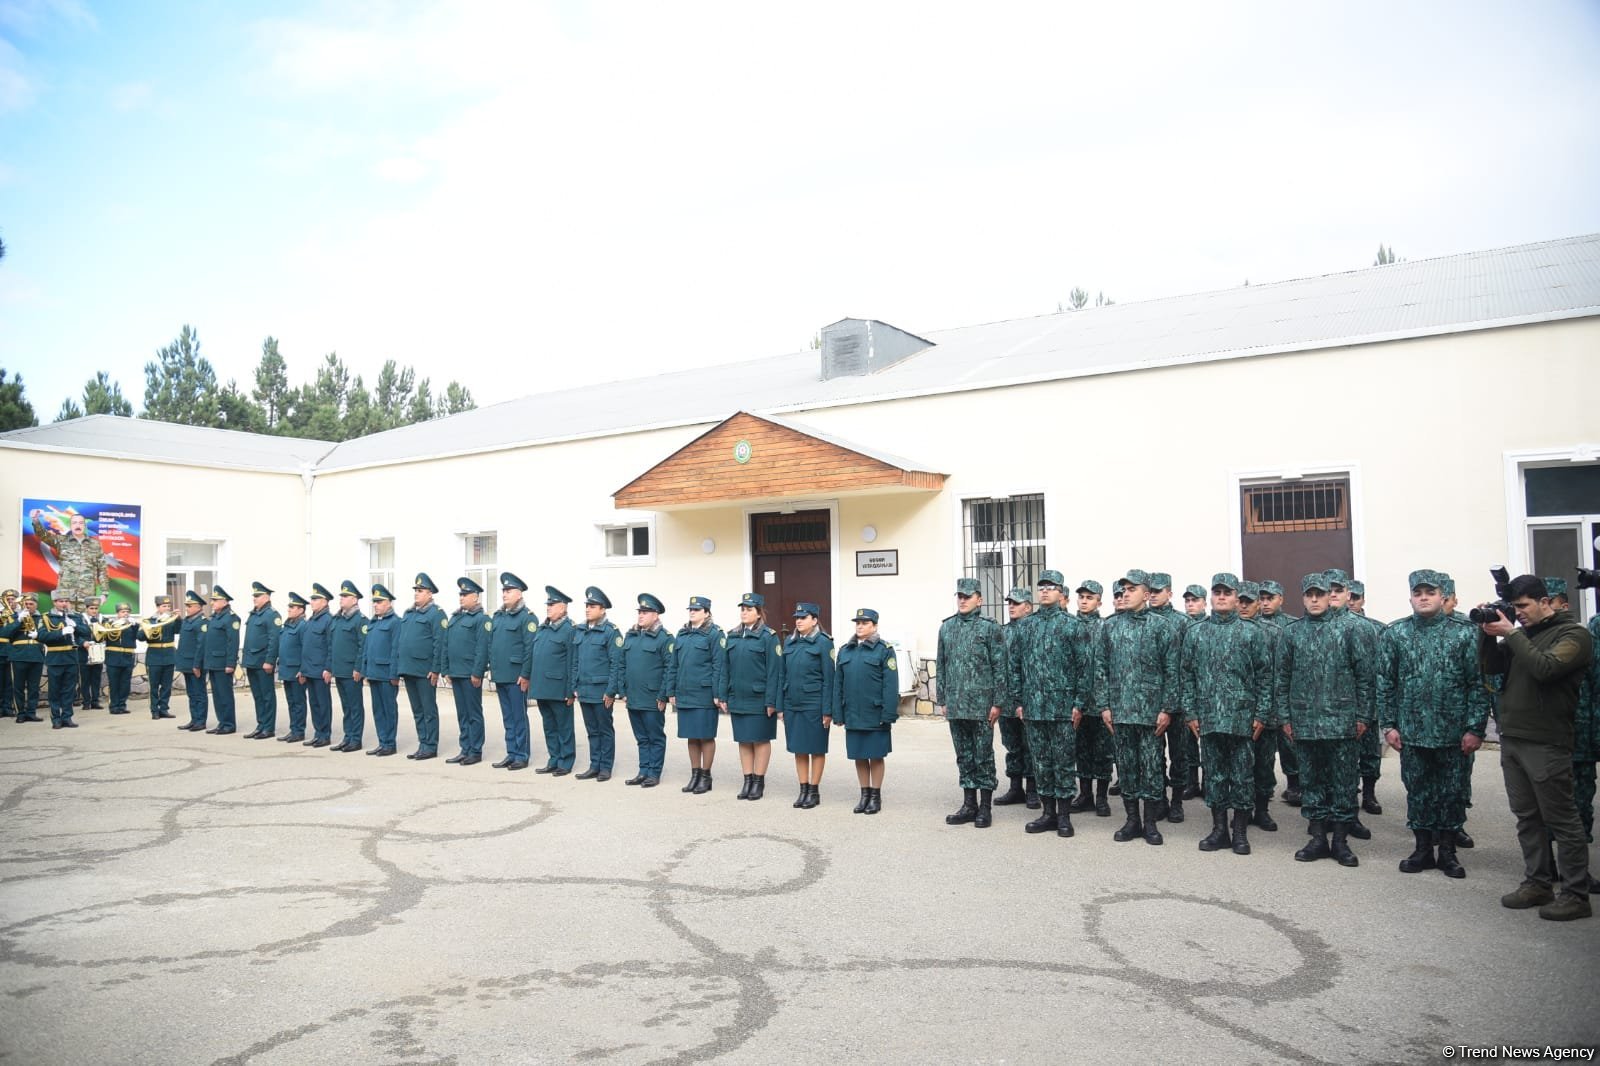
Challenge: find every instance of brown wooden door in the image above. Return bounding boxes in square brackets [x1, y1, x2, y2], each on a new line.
[751, 510, 833, 638]
[1240, 477, 1354, 611]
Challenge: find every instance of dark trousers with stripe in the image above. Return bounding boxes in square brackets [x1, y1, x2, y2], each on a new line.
[336, 676, 365, 744]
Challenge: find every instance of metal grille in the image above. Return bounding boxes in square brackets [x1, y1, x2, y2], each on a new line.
[1241, 479, 1349, 533]
[962, 494, 1046, 623]
[752, 513, 829, 554]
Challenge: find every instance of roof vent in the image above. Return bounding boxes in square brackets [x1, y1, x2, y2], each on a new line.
[819, 318, 933, 381]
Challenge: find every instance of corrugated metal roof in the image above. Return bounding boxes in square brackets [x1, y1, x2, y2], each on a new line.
[9, 233, 1598, 474]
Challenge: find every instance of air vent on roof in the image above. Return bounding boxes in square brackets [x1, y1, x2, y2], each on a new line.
[819, 318, 933, 381]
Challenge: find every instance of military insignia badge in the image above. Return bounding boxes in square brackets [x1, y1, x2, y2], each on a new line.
[886, 657, 897, 670]
[719, 637, 727, 648]
[528, 622, 537, 632]
[200, 624, 207, 632]
[774, 643, 783, 655]
[231, 620, 240, 630]
[361, 625, 368, 635]
[484, 621, 492, 631]
[615, 636, 624, 647]
[439, 618, 448, 628]
[274, 617, 283, 626]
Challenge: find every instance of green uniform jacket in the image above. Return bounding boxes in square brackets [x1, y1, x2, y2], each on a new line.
[1378, 611, 1489, 746]
[177, 612, 205, 671]
[1094, 607, 1178, 727]
[7, 612, 44, 664]
[835, 634, 899, 729]
[525, 615, 574, 701]
[1179, 610, 1271, 735]
[396, 602, 445, 677]
[488, 604, 536, 686]
[936, 609, 1007, 721]
[1576, 615, 1600, 761]
[1001, 615, 1031, 711]
[1009, 603, 1089, 722]
[329, 608, 367, 678]
[620, 623, 674, 707]
[1275, 610, 1375, 739]
[276, 617, 304, 675]
[778, 630, 834, 716]
[438, 606, 491, 679]
[201, 606, 242, 671]
[570, 617, 623, 701]
[1479, 609, 1593, 749]
[359, 611, 401, 682]
[242, 605, 282, 669]
[665, 622, 725, 708]
[722, 623, 783, 714]
[39, 612, 86, 660]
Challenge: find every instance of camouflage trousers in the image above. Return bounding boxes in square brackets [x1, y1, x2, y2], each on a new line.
[1162, 713, 1189, 788]
[1575, 760, 1596, 841]
[1023, 718, 1076, 798]
[1278, 731, 1300, 778]
[947, 719, 997, 790]
[1460, 749, 1475, 810]
[1297, 737, 1359, 825]
[1399, 744, 1466, 832]
[1252, 728, 1279, 800]
[1201, 732, 1254, 810]
[1112, 723, 1165, 802]
[997, 714, 1034, 780]
[1181, 726, 1201, 785]
[1074, 714, 1115, 780]
[1358, 724, 1383, 779]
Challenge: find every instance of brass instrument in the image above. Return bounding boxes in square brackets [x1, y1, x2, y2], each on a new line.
[18, 612, 36, 637]
[139, 611, 177, 638]
[92, 618, 137, 642]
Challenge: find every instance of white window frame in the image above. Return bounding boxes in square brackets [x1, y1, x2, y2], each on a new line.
[164, 535, 230, 610]
[459, 531, 498, 593]
[596, 513, 656, 568]
[953, 490, 1049, 623]
[362, 536, 396, 595]
[1504, 445, 1600, 622]
[1227, 461, 1365, 579]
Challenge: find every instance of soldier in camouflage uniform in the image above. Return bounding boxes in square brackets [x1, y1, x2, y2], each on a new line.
[937, 578, 1009, 829]
[1237, 581, 1283, 831]
[994, 588, 1039, 810]
[30, 510, 109, 604]
[1543, 577, 1570, 612]
[1008, 571, 1090, 837]
[1178, 584, 1208, 798]
[1095, 569, 1180, 845]
[1438, 572, 1479, 848]
[1378, 569, 1490, 879]
[1279, 573, 1375, 867]
[1577, 608, 1599, 845]
[1344, 576, 1388, 819]
[1182, 573, 1271, 855]
[1146, 572, 1187, 820]
[1067, 579, 1114, 818]
[1258, 580, 1302, 805]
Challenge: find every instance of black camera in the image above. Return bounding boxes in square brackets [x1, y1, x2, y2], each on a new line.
[1577, 567, 1600, 591]
[1467, 566, 1515, 625]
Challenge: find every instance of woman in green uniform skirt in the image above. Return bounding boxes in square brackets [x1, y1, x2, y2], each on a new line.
[722, 592, 783, 801]
[779, 602, 833, 809]
[668, 596, 725, 794]
[835, 607, 899, 814]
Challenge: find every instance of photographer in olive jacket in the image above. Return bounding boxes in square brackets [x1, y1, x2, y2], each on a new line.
[1478, 574, 1594, 921]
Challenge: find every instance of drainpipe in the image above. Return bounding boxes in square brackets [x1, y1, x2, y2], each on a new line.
[300, 465, 315, 580]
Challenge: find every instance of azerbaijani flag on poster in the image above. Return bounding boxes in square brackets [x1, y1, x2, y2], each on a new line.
[19, 499, 141, 613]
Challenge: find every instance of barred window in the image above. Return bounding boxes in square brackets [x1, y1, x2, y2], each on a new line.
[1241, 479, 1349, 533]
[962, 494, 1046, 623]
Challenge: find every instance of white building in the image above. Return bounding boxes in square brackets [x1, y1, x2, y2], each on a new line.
[4, 233, 1599, 665]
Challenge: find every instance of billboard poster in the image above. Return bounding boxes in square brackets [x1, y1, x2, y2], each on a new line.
[20, 499, 141, 613]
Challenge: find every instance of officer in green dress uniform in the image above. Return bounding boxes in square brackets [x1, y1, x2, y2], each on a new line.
[202, 587, 241, 734]
[836, 607, 898, 815]
[242, 582, 282, 738]
[994, 588, 1037, 810]
[780, 602, 834, 809]
[39, 598, 84, 727]
[721, 592, 782, 801]
[668, 595, 725, 795]
[439, 577, 490, 765]
[276, 592, 308, 741]
[299, 583, 335, 747]
[329, 580, 368, 751]
[488, 573, 535, 770]
[398, 573, 446, 761]
[8, 594, 45, 722]
[571, 586, 623, 780]
[529, 586, 577, 773]
[176, 590, 209, 731]
[620, 593, 674, 788]
[360, 584, 403, 756]
[103, 602, 138, 713]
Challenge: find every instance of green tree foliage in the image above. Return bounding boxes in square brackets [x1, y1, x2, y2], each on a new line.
[83, 371, 134, 416]
[217, 380, 267, 433]
[406, 378, 435, 425]
[253, 337, 290, 427]
[0, 369, 38, 430]
[143, 325, 221, 425]
[439, 381, 475, 416]
[55, 398, 83, 422]
[1374, 244, 1399, 266]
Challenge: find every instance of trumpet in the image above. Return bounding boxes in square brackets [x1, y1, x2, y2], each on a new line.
[92, 618, 137, 642]
[139, 612, 177, 638]
[17, 613, 36, 637]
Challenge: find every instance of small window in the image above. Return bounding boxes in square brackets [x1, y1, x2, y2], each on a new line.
[166, 539, 222, 605]
[365, 538, 395, 593]
[962, 494, 1046, 624]
[462, 532, 497, 592]
[1241, 479, 1349, 533]
[1525, 463, 1600, 517]
[599, 520, 654, 566]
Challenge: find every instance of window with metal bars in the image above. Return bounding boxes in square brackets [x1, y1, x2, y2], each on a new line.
[1241, 479, 1349, 533]
[962, 494, 1046, 623]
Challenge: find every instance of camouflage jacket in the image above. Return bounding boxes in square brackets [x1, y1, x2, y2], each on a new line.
[1246, 615, 1283, 726]
[936, 608, 1008, 721]
[1006, 602, 1089, 722]
[1577, 615, 1600, 761]
[1275, 609, 1375, 739]
[1179, 610, 1271, 735]
[1377, 611, 1490, 746]
[1093, 607, 1178, 727]
[1001, 615, 1031, 711]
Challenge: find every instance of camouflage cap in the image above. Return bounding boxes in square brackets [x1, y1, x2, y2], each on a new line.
[1075, 579, 1103, 596]
[1117, 568, 1150, 589]
[1302, 573, 1331, 593]
[1348, 579, 1365, 598]
[1239, 581, 1261, 602]
[1183, 584, 1207, 600]
[1543, 577, 1569, 598]
[955, 577, 981, 596]
[1408, 569, 1444, 591]
[1322, 568, 1351, 589]
[1147, 572, 1173, 590]
[1036, 569, 1065, 588]
[1210, 572, 1241, 592]
[1259, 580, 1284, 597]
[1004, 587, 1033, 605]
[1440, 575, 1457, 597]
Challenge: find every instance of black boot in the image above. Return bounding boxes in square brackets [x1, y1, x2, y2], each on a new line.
[682, 768, 703, 794]
[1399, 829, 1436, 873]
[1025, 796, 1060, 834]
[1282, 774, 1302, 806]
[1113, 798, 1143, 842]
[853, 788, 871, 814]
[801, 783, 820, 808]
[1198, 806, 1229, 851]
[1094, 778, 1111, 817]
[1253, 797, 1278, 832]
[1057, 806, 1074, 838]
[945, 788, 978, 825]
[1361, 775, 1382, 815]
[736, 774, 753, 800]
[1295, 820, 1331, 862]
[1331, 822, 1360, 867]
[1230, 808, 1251, 855]
[993, 775, 1027, 806]
[1024, 776, 1041, 810]
[1151, 791, 1170, 824]
[1346, 808, 1372, 840]
[1066, 778, 1095, 813]
[864, 787, 882, 815]
[1142, 800, 1165, 845]
[974, 789, 993, 828]
[1455, 827, 1474, 849]
[1108, 776, 1121, 796]
[795, 781, 810, 808]
[1182, 767, 1202, 800]
[1435, 831, 1466, 879]
[1167, 785, 1185, 824]
[749, 775, 765, 801]
[693, 771, 712, 794]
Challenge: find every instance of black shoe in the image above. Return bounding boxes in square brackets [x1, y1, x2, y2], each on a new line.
[749, 775, 765, 801]
[596, 770, 611, 782]
[535, 765, 556, 774]
[1253, 798, 1278, 832]
[737, 774, 754, 800]
[854, 788, 871, 814]
[574, 768, 600, 780]
[550, 767, 571, 776]
[1361, 776, 1383, 815]
[1399, 829, 1436, 874]
[864, 787, 881, 814]
[244, 730, 265, 739]
[1094, 779, 1112, 817]
[205, 726, 223, 734]
[945, 789, 978, 825]
[1167, 788, 1185, 824]
[1435, 831, 1466, 879]
[371, 747, 397, 756]
[445, 753, 466, 764]
[1455, 828, 1475, 849]
[1113, 798, 1143, 842]
[690, 770, 708, 793]
[1230, 809, 1251, 855]
[460, 754, 481, 766]
[493, 757, 513, 768]
[506, 760, 529, 771]
[413, 751, 436, 762]
[1330, 823, 1360, 867]
[1282, 777, 1303, 806]
[1181, 780, 1203, 800]
[179, 722, 200, 731]
[111, 709, 130, 716]
[1150, 796, 1170, 824]
[800, 783, 820, 809]
[639, 777, 659, 788]
[51, 721, 62, 729]
[626, 775, 645, 786]
[1295, 821, 1331, 862]
[1198, 806, 1229, 852]
[157, 711, 176, 719]
[1346, 815, 1372, 841]
[281, 733, 304, 742]
[1025, 796, 1060, 834]
[974, 790, 993, 829]
[1065, 779, 1095, 813]
[681, 768, 703, 793]
[63, 721, 79, 728]
[993, 775, 1027, 806]
[1142, 800, 1164, 845]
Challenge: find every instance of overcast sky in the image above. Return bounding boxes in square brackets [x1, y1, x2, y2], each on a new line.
[2, 0, 1598, 422]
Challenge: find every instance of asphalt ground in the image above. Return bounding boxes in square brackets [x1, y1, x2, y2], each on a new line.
[2, 692, 1597, 1065]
